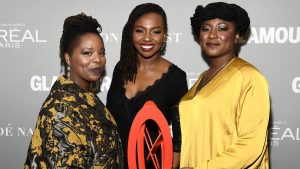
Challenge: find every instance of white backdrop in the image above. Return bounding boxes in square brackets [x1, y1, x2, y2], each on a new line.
[0, 0, 299, 168]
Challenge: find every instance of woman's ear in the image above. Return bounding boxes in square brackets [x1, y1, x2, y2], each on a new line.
[64, 53, 71, 66]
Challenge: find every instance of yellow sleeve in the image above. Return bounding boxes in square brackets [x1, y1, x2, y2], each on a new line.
[206, 70, 270, 169]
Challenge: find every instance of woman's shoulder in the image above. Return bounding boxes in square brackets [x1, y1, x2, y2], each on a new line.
[41, 88, 74, 112]
[231, 57, 267, 82]
[159, 63, 187, 91]
[162, 59, 186, 76]
[168, 64, 187, 79]
[110, 61, 122, 78]
[41, 76, 83, 111]
[231, 58, 260, 73]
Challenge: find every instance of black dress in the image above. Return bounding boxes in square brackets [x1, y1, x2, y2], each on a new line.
[106, 63, 188, 168]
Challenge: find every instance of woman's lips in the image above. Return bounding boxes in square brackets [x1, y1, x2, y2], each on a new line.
[207, 43, 220, 47]
[141, 44, 154, 51]
[90, 67, 103, 74]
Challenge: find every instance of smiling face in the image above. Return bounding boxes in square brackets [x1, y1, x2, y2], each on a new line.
[132, 12, 166, 59]
[65, 33, 106, 91]
[199, 18, 239, 59]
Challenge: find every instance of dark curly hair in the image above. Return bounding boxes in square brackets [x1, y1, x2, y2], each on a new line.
[59, 13, 102, 76]
[119, 3, 168, 83]
[190, 2, 250, 42]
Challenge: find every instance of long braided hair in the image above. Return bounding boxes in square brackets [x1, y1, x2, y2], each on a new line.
[119, 3, 168, 83]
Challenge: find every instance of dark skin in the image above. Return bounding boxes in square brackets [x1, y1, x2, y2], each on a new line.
[65, 33, 106, 91]
[124, 12, 180, 169]
[194, 18, 240, 94]
[182, 18, 239, 169]
[125, 12, 170, 99]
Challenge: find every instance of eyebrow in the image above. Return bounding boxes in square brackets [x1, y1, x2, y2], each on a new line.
[82, 47, 94, 50]
[201, 22, 228, 26]
[134, 25, 162, 29]
[82, 47, 105, 51]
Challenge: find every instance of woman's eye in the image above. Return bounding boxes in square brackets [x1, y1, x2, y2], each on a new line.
[82, 51, 93, 55]
[135, 29, 144, 33]
[218, 25, 228, 31]
[99, 51, 105, 56]
[200, 27, 210, 32]
[152, 30, 161, 34]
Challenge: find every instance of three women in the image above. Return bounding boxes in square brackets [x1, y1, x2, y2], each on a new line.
[25, 2, 270, 169]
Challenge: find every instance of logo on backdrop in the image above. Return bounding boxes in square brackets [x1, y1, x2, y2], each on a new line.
[101, 32, 183, 43]
[239, 27, 300, 44]
[30, 75, 112, 92]
[292, 77, 300, 93]
[0, 123, 33, 137]
[0, 23, 47, 49]
[102, 27, 300, 44]
[269, 121, 300, 147]
[187, 72, 201, 89]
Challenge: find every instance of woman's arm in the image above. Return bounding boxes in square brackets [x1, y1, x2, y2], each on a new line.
[202, 70, 270, 169]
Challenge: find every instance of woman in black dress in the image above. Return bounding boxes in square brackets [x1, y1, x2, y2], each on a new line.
[107, 3, 188, 169]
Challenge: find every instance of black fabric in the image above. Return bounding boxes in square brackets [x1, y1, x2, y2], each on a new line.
[106, 63, 188, 168]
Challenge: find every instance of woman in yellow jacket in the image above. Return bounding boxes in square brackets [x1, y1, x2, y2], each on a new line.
[179, 2, 270, 169]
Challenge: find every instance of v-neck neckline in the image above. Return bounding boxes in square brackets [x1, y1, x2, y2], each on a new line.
[123, 64, 175, 101]
[191, 57, 237, 98]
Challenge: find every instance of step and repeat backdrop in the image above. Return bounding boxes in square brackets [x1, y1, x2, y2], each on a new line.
[1, 0, 299, 168]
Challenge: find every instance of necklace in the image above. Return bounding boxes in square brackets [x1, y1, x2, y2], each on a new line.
[200, 61, 229, 88]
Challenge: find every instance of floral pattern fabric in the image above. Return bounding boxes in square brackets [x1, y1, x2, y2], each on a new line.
[24, 76, 123, 169]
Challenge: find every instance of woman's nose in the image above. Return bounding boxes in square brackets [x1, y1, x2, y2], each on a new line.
[143, 31, 152, 42]
[208, 29, 218, 39]
[93, 53, 102, 64]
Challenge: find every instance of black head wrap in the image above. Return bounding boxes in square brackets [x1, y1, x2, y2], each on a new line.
[190, 2, 250, 41]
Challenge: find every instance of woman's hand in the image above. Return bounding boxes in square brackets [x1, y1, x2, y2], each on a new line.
[172, 152, 180, 169]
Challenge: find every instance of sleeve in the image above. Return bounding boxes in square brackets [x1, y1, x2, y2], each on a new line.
[201, 69, 270, 169]
[24, 97, 91, 169]
[171, 70, 188, 152]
